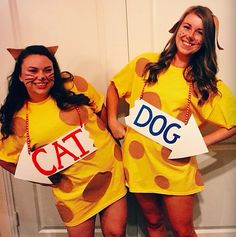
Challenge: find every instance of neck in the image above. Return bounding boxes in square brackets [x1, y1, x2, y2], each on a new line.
[28, 94, 50, 103]
[172, 53, 189, 68]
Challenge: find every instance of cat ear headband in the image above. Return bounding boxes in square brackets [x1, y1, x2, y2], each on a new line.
[7, 46, 58, 60]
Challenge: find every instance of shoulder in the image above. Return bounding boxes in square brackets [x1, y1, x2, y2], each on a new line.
[216, 79, 235, 97]
[131, 52, 160, 64]
[14, 103, 26, 118]
[127, 52, 160, 76]
[72, 75, 89, 93]
[67, 74, 91, 94]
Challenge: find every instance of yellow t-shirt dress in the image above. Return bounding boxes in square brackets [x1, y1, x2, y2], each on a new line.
[0, 75, 127, 227]
[112, 52, 236, 195]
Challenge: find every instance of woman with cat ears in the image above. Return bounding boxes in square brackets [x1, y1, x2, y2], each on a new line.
[0, 45, 127, 237]
[107, 5, 236, 237]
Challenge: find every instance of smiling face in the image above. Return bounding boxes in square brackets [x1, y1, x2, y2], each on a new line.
[20, 54, 55, 102]
[174, 12, 204, 65]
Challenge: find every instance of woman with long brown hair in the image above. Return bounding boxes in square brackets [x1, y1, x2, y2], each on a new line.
[107, 5, 236, 237]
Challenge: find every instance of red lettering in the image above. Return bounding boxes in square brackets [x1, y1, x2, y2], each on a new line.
[31, 148, 57, 175]
[62, 128, 90, 158]
[31, 128, 91, 176]
[52, 141, 80, 170]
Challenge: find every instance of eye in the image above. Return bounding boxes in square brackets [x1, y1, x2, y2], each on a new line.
[44, 67, 53, 73]
[196, 30, 203, 35]
[28, 68, 37, 73]
[183, 24, 190, 30]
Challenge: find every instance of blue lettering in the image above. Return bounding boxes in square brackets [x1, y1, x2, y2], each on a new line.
[163, 123, 181, 144]
[149, 115, 167, 136]
[134, 105, 153, 127]
[133, 103, 183, 146]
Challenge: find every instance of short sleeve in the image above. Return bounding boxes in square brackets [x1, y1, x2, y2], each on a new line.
[70, 75, 104, 113]
[111, 60, 134, 98]
[111, 52, 159, 100]
[0, 134, 25, 163]
[205, 81, 236, 129]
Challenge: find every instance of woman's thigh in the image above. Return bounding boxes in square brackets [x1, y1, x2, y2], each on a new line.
[163, 194, 196, 233]
[99, 196, 127, 236]
[134, 193, 164, 223]
[66, 215, 96, 237]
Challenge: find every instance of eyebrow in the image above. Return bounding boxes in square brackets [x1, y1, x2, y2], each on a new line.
[27, 65, 53, 69]
[183, 22, 203, 30]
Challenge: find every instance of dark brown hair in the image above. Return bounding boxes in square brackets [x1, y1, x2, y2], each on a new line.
[0, 45, 90, 139]
[144, 5, 223, 105]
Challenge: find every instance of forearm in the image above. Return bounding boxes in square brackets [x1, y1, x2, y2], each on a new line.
[0, 160, 16, 174]
[204, 126, 236, 146]
[106, 82, 127, 139]
[96, 104, 108, 126]
[106, 82, 119, 124]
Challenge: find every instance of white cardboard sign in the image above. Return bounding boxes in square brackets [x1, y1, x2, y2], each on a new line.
[125, 99, 208, 159]
[15, 126, 97, 184]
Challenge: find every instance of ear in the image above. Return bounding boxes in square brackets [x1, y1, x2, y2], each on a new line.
[212, 15, 223, 50]
[47, 46, 58, 55]
[7, 48, 24, 60]
[19, 75, 23, 82]
[169, 21, 180, 33]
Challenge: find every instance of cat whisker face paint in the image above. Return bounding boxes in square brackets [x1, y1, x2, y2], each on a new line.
[20, 54, 55, 102]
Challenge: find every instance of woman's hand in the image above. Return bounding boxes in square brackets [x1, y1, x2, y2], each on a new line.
[109, 119, 126, 140]
[30, 172, 63, 187]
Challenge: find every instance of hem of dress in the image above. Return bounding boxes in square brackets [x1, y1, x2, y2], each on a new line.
[64, 190, 127, 227]
[127, 186, 204, 195]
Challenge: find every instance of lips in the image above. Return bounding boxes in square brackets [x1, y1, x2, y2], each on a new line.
[182, 40, 194, 47]
[33, 82, 48, 89]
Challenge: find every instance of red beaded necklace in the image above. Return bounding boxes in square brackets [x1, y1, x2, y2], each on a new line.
[25, 101, 82, 155]
[140, 81, 192, 125]
[184, 82, 192, 125]
[25, 102, 31, 155]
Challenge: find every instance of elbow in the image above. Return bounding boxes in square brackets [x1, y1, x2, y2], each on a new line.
[0, 160, 16, 174]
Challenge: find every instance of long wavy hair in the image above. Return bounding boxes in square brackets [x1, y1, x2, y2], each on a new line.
[0, 45, 90, 139]
[144, 5, 223, 105]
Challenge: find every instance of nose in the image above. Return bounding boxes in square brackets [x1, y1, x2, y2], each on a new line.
[37, 71, 46, 80]
[187, 30, 195, 40]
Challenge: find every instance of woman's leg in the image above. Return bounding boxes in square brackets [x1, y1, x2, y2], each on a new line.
[99, 196, 127, 237]
[134, 193, 167, 237]
[163, 194, 197, 237]
[66, 215, 96, 237]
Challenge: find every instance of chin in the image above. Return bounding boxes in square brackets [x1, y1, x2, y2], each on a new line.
[179, 48, 199, 57]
